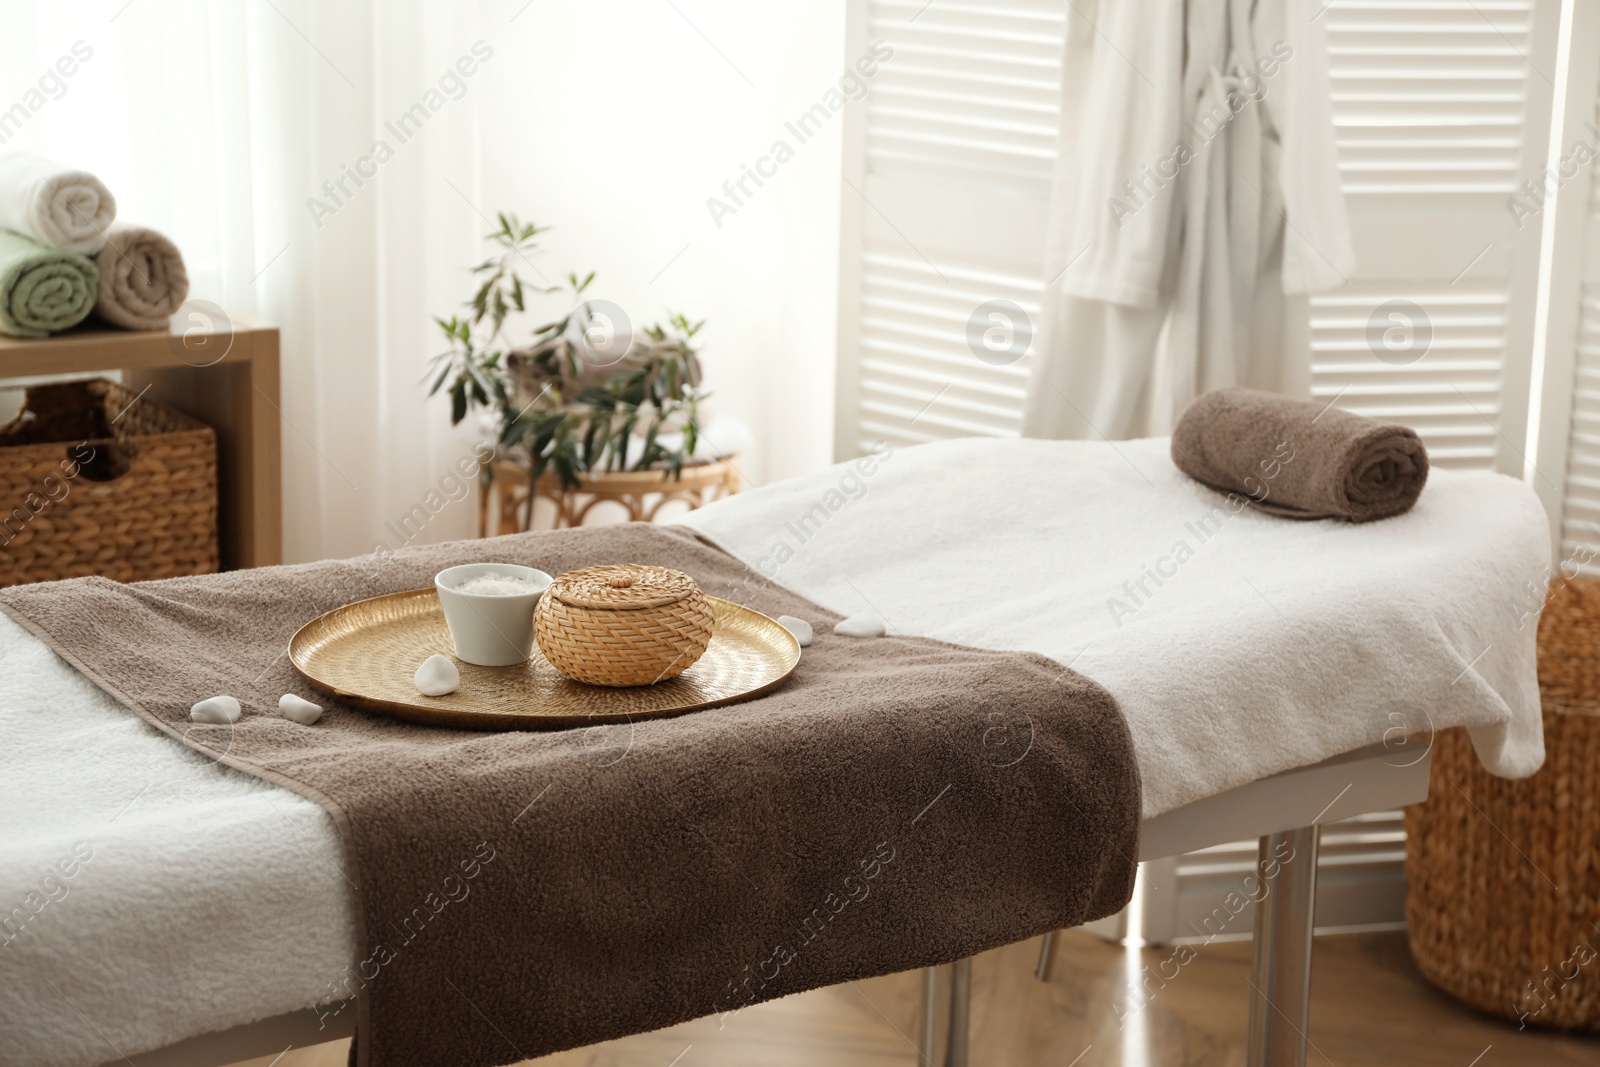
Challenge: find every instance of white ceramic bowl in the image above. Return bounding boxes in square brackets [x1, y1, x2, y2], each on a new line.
[434, 563, 553, 667]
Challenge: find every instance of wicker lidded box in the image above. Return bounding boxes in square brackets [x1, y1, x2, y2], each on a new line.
[534, 563, 716, 686]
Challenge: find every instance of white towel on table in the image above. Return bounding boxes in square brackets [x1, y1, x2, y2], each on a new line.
[683, 437, 1549, 819]
[0, 152, 116, 255]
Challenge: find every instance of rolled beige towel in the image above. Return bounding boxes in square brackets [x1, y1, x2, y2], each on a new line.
[0, 152, 116, 255]
[93, 223, 189, 330]
[1171, 386, 1429, 522]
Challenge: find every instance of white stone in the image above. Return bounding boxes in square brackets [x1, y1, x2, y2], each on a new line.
[833, 612, 887, 639]
[278, 694, 323, 725]
[415, 654, 461, 697]
[776, 615, 814, 647]
[189, 695, 241, 724]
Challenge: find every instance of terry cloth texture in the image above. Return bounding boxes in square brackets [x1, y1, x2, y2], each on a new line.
[1171, 385, 1429, 521]
[0, 152, 116, 255]
[680, 437, 1548, 818]
[92, 222, 189, 329]
[0, 523, 1139, 1067]
[0, 228, 98, 338]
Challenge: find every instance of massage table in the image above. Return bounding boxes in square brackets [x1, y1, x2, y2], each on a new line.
[0, 437, 1548, 1067]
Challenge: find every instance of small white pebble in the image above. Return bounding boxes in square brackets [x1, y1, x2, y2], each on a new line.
[415, 654, 461, 697]
[189, 695, 241, 724]
[278, 694, 323, 725]
[834, 612, 886, 639]
[776, 615, 814, 647]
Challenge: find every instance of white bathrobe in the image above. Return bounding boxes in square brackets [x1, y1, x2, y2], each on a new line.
[1022, 0, 1355, 440]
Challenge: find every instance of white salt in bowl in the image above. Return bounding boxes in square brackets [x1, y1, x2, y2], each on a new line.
[434, 563, 553, 667]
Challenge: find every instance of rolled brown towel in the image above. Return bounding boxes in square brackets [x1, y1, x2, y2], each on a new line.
[93, 222, 189, 330]
[1171, 386, 1429, 522]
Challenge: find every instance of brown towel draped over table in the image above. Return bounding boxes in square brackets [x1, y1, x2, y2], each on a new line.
[0, 524, 1140, 1067]
[1171, 386, 1430, 522]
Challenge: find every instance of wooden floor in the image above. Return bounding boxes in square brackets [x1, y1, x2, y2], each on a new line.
[236, 930, 1599, 1067]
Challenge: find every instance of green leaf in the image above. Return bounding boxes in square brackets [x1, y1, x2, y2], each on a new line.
[683, 406, 699, 457]
[637, 421, 660, 472]
[428, 361, 452, 396]
[616, 415, 634, 469]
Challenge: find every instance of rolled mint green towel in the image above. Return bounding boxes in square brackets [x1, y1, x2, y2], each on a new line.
[0, 228, 99, 338]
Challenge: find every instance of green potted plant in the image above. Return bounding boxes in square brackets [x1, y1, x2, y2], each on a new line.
[427, 212, 708, 530]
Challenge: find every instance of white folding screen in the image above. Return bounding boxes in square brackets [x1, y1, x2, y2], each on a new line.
[1550, 124, 1600, 568]
[1311, 0, 1556, 475]
[834, 0, 1062, 456]
[837, 1, 1556, 468]
[1534, 1, 1600, 574]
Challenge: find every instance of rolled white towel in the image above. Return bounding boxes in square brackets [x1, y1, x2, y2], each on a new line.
[0, 152, 116, 255]
[93, 223, 189, 329]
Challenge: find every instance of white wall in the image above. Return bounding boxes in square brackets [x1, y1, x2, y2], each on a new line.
[473, 0, 847, 488]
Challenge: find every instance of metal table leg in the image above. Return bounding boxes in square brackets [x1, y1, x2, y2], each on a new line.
[946, 957, 971, 1067]
[922, 965, 941, 1059]
[1246, 825, 1321, 1067]
[921, 959, 973, 1067]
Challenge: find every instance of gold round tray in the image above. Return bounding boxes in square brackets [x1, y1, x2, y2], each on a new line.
[289, 589, 800, 730]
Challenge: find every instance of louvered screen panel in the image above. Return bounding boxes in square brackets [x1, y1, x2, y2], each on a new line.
[856, 243, 1037, 447]
[1310, 280, 1507, 469]
[1561, 286, 1600, 567]
[864, 0, 1063, 196]
[1328, 0, 1533, 203]
[1311, 0, 1546, 477]
[842, 0, 1063, 456]
[1556, 101, 1600, 575]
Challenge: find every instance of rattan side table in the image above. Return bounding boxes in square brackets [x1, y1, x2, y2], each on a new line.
[478, 456, 741, 535]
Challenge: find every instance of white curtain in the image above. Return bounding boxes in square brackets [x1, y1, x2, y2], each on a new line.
[1022, 0, 1355, 441]
[2, 0, 489, 562]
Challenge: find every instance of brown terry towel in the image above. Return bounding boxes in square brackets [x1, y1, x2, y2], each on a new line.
[1170, 386, 1429, 522]
[93, 222, 189, 329]
[0, 523, 1140, 1067]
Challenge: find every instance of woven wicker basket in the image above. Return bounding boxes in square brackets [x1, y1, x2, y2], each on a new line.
[0, 379, 217, 587]
[1405, 577, 1600, 1030]
[534, 563, 715, 687]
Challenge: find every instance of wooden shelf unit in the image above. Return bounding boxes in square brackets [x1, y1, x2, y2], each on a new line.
[0, 317, 282, 570]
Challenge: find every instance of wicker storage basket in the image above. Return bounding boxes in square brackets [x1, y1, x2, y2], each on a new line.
[1404, 577, 1600, 1030]
[534, 563, 715, 687]
[0, 379, 217, 587]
